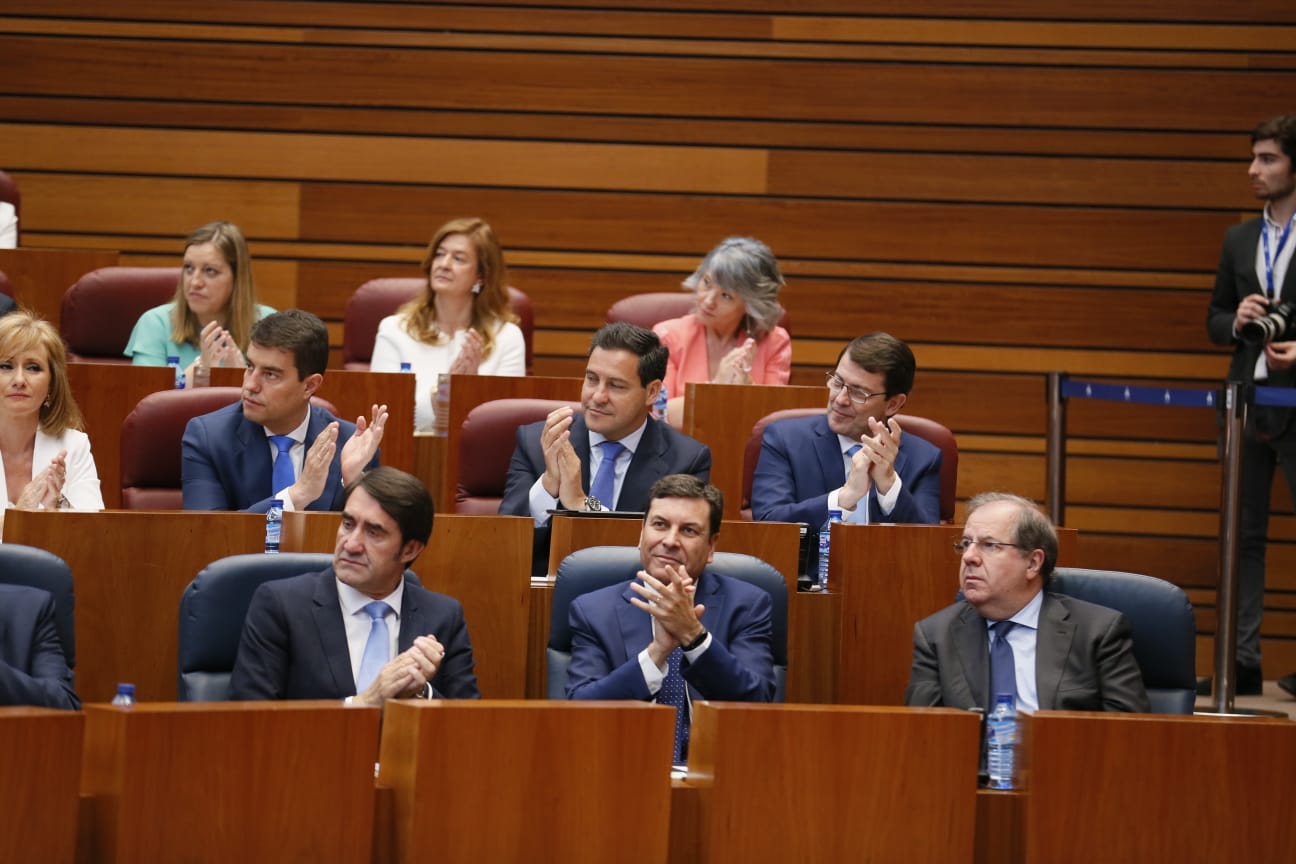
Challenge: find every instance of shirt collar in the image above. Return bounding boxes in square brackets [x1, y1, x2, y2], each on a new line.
[985, 588, 1044, 631]
[588, 418, 648, 455]
[336, 576, 405, 618]
[265, 408, 311, 445]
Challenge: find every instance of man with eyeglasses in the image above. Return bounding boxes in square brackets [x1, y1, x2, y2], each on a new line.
[750, 332, 941, 528]
[904, 492, 1148, 713]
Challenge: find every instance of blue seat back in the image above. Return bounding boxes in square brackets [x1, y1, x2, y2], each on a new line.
[0, 543, 76, 670]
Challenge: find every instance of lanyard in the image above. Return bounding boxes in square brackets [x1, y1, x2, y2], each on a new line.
[1263, 215, 1295, 299]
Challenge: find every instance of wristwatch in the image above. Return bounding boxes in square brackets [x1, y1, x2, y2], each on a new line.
[681, 628, 709, 652]
[583, 496, 605, 512]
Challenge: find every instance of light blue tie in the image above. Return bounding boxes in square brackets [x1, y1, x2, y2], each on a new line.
[844, 443, 866, 523]
[589, 440, 625, 508]
[658, 647, 690, 763]
[270, 435, 295, 495]
[355, 601, 391, 692]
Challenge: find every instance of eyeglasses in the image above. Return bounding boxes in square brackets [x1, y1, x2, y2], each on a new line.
[952, 538, 1028, 556]
[825, 372, 886, 405]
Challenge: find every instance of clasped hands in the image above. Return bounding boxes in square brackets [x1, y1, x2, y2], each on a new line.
[287, 403, 389, 507]
[448, 328, 484, 375]
[629, 563, 706, 668]
[838, 416, 902, 512]
[16, 449, 68, 511]
[713, 338, 756, 385]
[353, 634, 445, 707]
[539, 405, 587, 510]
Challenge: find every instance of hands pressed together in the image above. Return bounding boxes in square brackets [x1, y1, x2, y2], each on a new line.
[197, 320, 246, 371]
[713, 338, 756, 385]
[539, 405, 586, 510]
[838, 416, 903, 512]
[448, 329, 484, 375]
[629, 563, 706, 667]
[353, 634, 446, 707]
[15, 448, 68, 511]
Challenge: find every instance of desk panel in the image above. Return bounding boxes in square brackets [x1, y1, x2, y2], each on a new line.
[0, 707, 83, 864]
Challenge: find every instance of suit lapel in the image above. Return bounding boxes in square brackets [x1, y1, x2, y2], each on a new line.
[622, 418, 666, 509]
[397, 578, 420, 653]
[235, 409, 271, 504]
[311, 570, 358, 694]
[615, 583, 652, 664]
[953, 604, 990, 710]
[811, 416, 846, 490]
[1035, 594, 1075, 711]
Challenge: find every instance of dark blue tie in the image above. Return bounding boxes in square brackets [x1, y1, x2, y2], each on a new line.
[270, 435, 295, 495]
[988, 620, 1018, 703]
[589, 440, 625, 508]
[658, 647, 690, 763]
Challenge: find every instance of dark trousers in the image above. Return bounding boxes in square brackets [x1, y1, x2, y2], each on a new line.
[1236, 427, 1296, 667]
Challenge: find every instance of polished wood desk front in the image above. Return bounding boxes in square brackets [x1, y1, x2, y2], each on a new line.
[380, 700, 673, 864]
[210, 365, 416, 472]
[0, 707, 83, 864]
[67, 362, 173, 510]
[833, 524, 1077, 706]
[681, 382, 826, 519]
[4, 509, 266, 703]
[281, 511, 532, 699]
[440, 374, 581, 512]
[1021, 710, 1296, 863]
[81, 701, 380, 863]
[677, 703, 981, 863]
[0, 247, 118, 328]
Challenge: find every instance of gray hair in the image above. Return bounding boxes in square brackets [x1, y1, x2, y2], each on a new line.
[681, 236, 785, 340]
[965, 492, 1058, 584]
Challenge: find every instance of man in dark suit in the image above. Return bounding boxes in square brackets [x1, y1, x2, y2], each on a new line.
[905, 492, 1149, 713]
[1207, 114, 1296, 697]
[182, 309, 385, 513]
[0, 584, 80, 710]
[566, 475, 775, 762]
[230, 467, 479, 703]
[499, 323, 711, 571]
[751, 331, 941, 527]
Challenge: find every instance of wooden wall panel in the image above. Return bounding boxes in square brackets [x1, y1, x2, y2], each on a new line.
[6, 1, 1294, 666]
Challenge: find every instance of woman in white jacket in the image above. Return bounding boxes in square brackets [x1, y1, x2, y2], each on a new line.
[0, 310, 103, 534]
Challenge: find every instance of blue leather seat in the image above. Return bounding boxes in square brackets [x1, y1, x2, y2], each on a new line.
[1050, 567, 1197, 714]
[547, 545, 788, 701]
[0, 543, 76, 672]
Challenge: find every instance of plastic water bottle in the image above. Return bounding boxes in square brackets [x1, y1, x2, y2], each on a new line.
[432, 373, 451, 437]
[265, 498, 283, 554]
[816, 509, 843, 591]
[986, 694, 1017, 790]
[111, 683, 136, 706]
[168, 355, 185, 389]
[192, 358, 210, 388]
[652, 385, 668, 423]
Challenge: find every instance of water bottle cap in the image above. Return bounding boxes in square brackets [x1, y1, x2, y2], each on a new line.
[268, 499, 283, 508]
[116, 683, 135, 696]
[828, 509, 843, 520]
[400, 362, 412, 371]
[994, 693, 1016, 708]
[167, 356, 180, 365]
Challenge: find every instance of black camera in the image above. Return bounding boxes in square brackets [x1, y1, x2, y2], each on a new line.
[1240, 299, 1296, 345]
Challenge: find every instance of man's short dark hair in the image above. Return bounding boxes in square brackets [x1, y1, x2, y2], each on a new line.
[965, 491, 1058, 584]
[1253, 114, 1296, 164]
[645, 474, 724, 536]
[342, 467, 434, 549]
[837, 332, 916, 397]
[250, 309, 330, 379]
[589, 322, 668, 387]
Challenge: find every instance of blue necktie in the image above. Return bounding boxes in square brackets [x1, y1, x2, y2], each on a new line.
[988, 620, 1018, 703]
[270, 435, 295, 496]
[355, 601, 391, 692]
[658, 647, 690, 763]
[589, 440, 625, 508]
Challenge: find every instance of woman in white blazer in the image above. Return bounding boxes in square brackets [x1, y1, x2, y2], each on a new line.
[0, 310, 103, 534]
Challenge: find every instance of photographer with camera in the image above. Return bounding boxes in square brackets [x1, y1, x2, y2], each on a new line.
[1207, 114, 1296, 698]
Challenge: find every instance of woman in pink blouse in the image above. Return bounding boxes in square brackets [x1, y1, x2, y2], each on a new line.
[653, 236, 790, 424]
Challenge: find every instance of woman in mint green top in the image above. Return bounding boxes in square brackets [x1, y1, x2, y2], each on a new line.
[123, 221, 273, 385]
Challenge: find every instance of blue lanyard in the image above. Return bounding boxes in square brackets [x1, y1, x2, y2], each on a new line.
[1262, 214, 1295, 299]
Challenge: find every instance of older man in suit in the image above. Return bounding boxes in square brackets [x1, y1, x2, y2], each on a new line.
[0, 584, 79, 710]
[182, 309, 385, 513]
[500, 323, 711, 572]
[905, 492, 1148, 713]
[230, 467, 478, 703]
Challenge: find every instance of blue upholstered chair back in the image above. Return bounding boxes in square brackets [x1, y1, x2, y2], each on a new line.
[1050, 567, 1197, 715]
[547, 546, 789, 701]
[0, 544, 76, 671]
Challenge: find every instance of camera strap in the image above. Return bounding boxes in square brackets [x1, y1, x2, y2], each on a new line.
[1262, 214, 1294, 299]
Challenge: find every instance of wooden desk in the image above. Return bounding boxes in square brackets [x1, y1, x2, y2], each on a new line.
[677, 703, 980, 863]
[0, 247, 118, 328]
[0, 707, 83, 864]
[380, 700, 673, 864]
[68, 363, 173, 510]
[681, 382, 825, 519]
[282, 511, 533, 699]
[211, 366, 416, 472]
[1021, 710, 1296, 863]
[82, 701, 380, 863]
[4, 509, 265, 702]
[834, 524, 1077, 706]
[440, 374, 581, 512]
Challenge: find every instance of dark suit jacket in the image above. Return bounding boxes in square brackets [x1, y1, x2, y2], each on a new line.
[904, 593, 1150, 713]
[498, 414, 711, 571]
[228, 568, 479, 700]
[1207, 216, 1296, 438]
[751, 413, 942, 526]
[566, 570, 775, 703]
[182, 402, 378, 513]
[0, 585, 80, 710]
